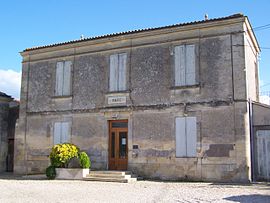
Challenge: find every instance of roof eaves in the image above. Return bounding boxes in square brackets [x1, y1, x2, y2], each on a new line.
[0, 91, 12, 99]
[23, 13, 244, 52]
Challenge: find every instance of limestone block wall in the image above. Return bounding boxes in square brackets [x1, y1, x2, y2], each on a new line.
[129, 104, 249, 182]
[17, 101, 250, 182]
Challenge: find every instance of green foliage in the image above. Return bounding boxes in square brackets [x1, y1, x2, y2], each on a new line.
[49, 143, 79, 168]
[79, 152, 91, 169]
[46, 165, 56, 179]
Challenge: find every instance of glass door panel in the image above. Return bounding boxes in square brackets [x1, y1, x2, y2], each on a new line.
[119, 132, 127, 158]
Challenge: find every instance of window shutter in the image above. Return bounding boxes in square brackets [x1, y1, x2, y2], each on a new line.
[174, 46, 186, 86]
[63, 61, 72, 96]
[55, 62, 64, 96]
[109, 54, 118, 91]
[118, 53, 127, 91]
[185, 45, 196, 86]
[175, 117, 187, 157]
[186, 117, 197, 157]
[61, 122, 70, 143]
[53, 122, 61, 145]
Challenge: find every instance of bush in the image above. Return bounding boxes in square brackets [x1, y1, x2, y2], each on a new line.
[46, 165, 56, 179]
[79, 152, 91, 169]
[49, 143, 79, 168]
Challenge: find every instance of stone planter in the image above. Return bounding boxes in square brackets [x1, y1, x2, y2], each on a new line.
[55, 168, 90, 180]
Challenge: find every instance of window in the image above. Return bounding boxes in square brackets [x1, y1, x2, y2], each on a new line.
[53, 122, 70, 145]
[109, 53, 127, 92]
[175, 117, 197, 157]
[174, 45, 196, 86]
[55, 61, 72, 96]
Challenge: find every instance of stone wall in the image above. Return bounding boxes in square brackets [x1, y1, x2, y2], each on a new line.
[0, 101, 9, 172]
[0, 95, 17, 172]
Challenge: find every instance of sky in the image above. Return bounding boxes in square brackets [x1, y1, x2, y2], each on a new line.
[0, 0, 269, 100]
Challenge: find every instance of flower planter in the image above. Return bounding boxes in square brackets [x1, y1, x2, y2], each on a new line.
[55, 168, 89, 180]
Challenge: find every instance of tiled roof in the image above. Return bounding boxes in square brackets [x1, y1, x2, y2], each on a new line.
[0, 91, 11, 98]
[24, 13, 244, 52]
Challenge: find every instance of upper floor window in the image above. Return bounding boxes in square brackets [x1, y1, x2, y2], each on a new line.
[175, 116, 197, 157]
[109, 53, 127, 92]
[174, 45, 196, 86]
[53, 121, 71, 145]
[55, 61, 72, 96]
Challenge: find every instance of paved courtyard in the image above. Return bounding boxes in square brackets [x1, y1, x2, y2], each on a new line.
[0, 175, 269, 203]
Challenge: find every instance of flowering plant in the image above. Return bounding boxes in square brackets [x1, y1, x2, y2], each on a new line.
[49, 143, 79, 168]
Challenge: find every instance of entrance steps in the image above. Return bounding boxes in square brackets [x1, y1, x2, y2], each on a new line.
[83, 171, 137, 183]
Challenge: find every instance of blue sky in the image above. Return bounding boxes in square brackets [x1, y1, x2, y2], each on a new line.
[0, 0, 269, 99]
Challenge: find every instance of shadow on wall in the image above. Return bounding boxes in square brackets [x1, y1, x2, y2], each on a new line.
[224, 194, 270, 203]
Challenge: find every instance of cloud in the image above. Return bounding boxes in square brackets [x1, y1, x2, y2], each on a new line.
[0, 69, 21, 100]
[260, 95, 270, 105]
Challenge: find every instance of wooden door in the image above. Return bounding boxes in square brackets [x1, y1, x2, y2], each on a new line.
[109, 120, 128, 170]
[7, 139, 14, 172]
[255, 130, 270, 181]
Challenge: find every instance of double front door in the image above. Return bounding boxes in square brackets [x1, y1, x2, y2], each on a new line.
[109, 120, 128, 170]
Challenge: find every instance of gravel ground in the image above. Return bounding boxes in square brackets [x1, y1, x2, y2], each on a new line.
[0, 175, 269, 203]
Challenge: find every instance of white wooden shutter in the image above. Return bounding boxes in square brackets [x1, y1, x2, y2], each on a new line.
[186, 117, 197, 157]
[55, 62, 64, 96]
[109, 54, 118, 91]
[63, 61, 72, 96]
[174, 46, 186, 86]
[185, 45, 196, 86]
[175, 117, 187, 157]
[53, 122, 62, 145]
[118, 53, 127, 91]
[61, 122, 70, 143]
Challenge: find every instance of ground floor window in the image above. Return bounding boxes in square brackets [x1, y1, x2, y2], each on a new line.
[175, 117, 197, 157]
[53, 121, 71, 145]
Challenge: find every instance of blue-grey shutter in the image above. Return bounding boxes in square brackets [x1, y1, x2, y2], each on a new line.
[53, 122, 61, 145]
[63, 61, 72, 96]
[175, 117, 186, 157]
[174, 46, 186, 86]
[186, 117, 197, 157]
[109, 54, 118, 91]
[185, 45, 196, 86]
[118, 53, 127, 91]
[55, 62, 64, 96]
[61, 122, 70, 143]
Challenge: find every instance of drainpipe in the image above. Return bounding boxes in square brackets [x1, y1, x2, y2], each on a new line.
[248, 98, 255, 182]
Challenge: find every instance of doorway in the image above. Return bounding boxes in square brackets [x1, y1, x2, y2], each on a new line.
[108, 120, 128, 170]
[254, 129, 270, 181]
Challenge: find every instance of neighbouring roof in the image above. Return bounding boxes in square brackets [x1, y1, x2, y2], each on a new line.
[23, 13, 245, 52]
[0, 91, 12, 99]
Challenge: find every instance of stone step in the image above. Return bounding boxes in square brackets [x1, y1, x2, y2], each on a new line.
[89, 171, 131, 175]
[86, 174, 132, 179]
[83, 171, 137, 183]
[83, 176, 135, 183]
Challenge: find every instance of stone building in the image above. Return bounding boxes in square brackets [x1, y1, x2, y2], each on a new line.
[14, 14, 270, 182]
[0, 92, 19, 172]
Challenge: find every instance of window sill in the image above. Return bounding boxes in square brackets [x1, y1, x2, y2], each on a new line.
[170, 84, 200, 90]
[106, 90, 130, 94]
[175, 156, 197, 158]
[52, 95, 72, 99]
